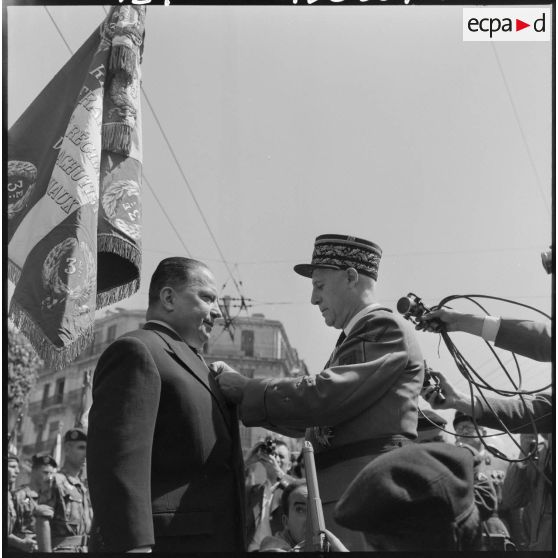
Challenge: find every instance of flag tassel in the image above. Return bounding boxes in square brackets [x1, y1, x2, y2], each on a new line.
[102, 122, 133, 155]
[109, 44, 138, 76]
[9, 298, 95, 370]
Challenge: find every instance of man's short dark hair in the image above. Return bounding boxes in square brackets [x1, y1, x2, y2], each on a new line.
[148, 257, 208, 306]
[280, 479, 306, 515]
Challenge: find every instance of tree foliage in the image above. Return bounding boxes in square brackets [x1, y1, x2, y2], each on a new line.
[7, 323, 43, 413]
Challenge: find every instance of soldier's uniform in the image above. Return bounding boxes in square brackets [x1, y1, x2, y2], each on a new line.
[13, 454, 57, 542]
[36, 430, 92, 552]
[458, 443, 514, 551]
[8, 490, 18, 536]
[13, 485, 40, 539]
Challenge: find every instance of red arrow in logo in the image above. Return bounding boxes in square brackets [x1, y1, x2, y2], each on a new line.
[516, 19, 530, 31]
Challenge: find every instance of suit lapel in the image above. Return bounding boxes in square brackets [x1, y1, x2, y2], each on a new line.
[146, 324, 233, 428]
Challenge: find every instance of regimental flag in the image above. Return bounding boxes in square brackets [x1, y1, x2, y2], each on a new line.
[8, 6, 146, 369]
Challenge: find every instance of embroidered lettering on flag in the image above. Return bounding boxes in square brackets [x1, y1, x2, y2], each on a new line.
[8, 6, 146, 369]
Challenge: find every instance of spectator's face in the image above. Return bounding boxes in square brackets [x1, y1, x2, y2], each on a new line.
[32, 464, 55, 489]
[455, 421, 482, 451]
[310, 269, 351, 329]
[274, 444, 291, 474]
[417, 428, 446, 444]
[8, 459, 20, 484]
[65, 441, 87, 468]
[284, 485, 308, 544]
[170, 267, 221, 349]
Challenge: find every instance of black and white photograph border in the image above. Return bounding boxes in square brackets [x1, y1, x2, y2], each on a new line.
[5, 0, 554, 554]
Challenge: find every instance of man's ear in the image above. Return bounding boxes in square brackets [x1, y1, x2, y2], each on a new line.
[159, 286, 175, 310]
[346, 267, 359, 285]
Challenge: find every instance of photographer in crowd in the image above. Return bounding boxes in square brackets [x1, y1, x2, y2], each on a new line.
[244, 438, 297, 551]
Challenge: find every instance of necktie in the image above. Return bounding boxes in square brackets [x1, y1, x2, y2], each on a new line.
[335, 331, 347, 347]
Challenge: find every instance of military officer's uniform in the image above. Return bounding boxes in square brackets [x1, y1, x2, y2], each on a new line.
[235, 235, 425, 550]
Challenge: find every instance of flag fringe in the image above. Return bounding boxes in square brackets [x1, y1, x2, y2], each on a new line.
[98, 234, 142, 266]
[96, 278, 140, 309]
[8, 260, 22, 285]
[9, 299, 94, 371]
[109, 44, 138, 77]
[96, 235, 141, 308]
[102, 122, 132, 155]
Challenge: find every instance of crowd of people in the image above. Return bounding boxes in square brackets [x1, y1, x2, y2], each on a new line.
[7, 429, 91, 553]
[6, 233, 552, 553]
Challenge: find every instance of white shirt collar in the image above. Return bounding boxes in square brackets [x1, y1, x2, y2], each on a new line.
[344, 303, 382, 336]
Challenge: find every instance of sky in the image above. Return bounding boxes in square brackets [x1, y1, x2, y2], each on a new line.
[6, 3, 553, 457]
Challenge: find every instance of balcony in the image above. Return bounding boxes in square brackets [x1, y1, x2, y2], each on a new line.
[41, 394, 65, 409]
[27, 388, 83, 417]
[22, 438, 59, 457]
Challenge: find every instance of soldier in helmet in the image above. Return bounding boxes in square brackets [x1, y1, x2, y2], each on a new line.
[12, 453, 57, 551]
[35, 428, 92, 552]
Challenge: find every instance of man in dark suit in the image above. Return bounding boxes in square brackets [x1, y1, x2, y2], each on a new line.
[214, 234, 424, 550]
[87, 257, 245, 552]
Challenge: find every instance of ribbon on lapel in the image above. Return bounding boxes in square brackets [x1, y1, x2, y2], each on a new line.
[148, 326, 233, 428]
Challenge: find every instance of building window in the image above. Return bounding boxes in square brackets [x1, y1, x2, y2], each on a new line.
[107, 325, 117, 342]
[54, 378, 65, 404]
[241, 330, 254, 357]
[41, 384, 51, 409]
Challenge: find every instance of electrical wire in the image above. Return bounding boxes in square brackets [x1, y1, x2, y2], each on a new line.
[416, 293, 551, 469]
[143, 172, 192, 257]
[490, 42, 551, 216]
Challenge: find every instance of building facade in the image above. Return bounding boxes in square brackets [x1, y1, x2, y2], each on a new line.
[18, 308, 307, 462]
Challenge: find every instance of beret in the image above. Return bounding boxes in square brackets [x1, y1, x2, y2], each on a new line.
[453, 411, 474, 429]
[32, 453, 58, 468]
[64, 428, 87, 442]
[334, 443, 475, 533]
[417, 408, 447, 431]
